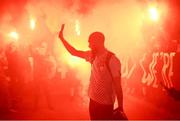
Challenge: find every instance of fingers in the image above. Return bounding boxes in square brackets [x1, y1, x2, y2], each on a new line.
[61, 24, 65, 32]
[59, 24, 65, 39]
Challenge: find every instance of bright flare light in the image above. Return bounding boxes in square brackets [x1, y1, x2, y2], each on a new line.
[66, 54, 82, 67]
[30, 18, 36, 30]
[149, 7, 159, 22]
[75, 19, 81, 36]
[9, 31, 19, 40]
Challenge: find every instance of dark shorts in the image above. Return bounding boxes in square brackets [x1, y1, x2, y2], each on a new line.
[89, 98, 113, 120]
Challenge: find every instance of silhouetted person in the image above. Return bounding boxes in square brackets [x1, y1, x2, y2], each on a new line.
[58, 24, 125, 120]
[0, 48, 9, 113]
[5, 42, 28, 111]
[161, 82, 180, 101]
[30, 42, 56, 111]
[166, 88, 180, 101]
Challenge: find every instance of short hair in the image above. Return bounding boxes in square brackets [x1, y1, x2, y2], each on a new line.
[89, 32, 105, 43]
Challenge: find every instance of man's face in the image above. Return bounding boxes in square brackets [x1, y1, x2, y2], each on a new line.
[88, 39, 97, 51]
[88, 32, 104, 53]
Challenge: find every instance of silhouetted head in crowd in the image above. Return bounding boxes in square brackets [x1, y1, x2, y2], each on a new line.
[88, 32, 105, 54]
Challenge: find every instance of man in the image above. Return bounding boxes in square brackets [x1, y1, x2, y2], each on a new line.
[161, 82, 180, 101]
[30, 42, 56, 110]
[0, 48, 9, 113]
[58, 24, 124, 120]
[5, 42, 28, 111]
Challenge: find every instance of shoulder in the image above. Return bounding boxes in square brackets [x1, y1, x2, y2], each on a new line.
[107, 51, 121, 65]
[107, 51, 121, 70]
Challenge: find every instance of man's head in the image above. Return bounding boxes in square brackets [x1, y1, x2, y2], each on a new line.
[88, 32, 105, 52]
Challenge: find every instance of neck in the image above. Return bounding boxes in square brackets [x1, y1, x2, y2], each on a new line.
[96, 47, 106, 56]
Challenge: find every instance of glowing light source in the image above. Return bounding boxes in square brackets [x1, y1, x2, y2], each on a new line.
[9, 31, 19, 40]
[62, 52, 82, 67]
[149, 7, 159, 22]
[30, 18, 36, 30]
[68, 55, 82, 67]
[75, 19, 81, 36]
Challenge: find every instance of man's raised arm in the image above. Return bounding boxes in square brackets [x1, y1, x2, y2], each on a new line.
[58, 24, 86, 58]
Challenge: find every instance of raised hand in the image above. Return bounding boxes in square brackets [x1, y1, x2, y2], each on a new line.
[57, 24, 84, 58]
[58, 24, 65, 40]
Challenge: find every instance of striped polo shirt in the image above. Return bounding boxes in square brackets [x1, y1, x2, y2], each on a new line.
[84, 49, 121, 105]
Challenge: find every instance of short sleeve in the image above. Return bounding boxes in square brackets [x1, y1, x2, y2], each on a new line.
[109, 55, 121, 78]
[84, 50, 93, 63]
